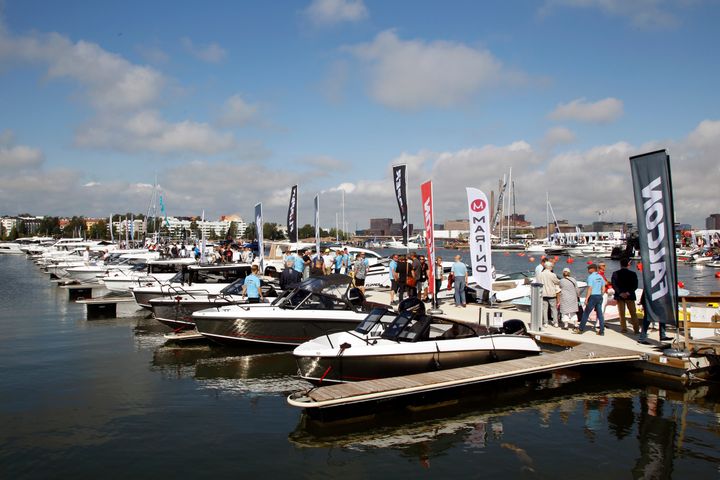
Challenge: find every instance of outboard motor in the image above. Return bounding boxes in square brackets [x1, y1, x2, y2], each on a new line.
[398, 297, 425, 316]
[502, 319, 528, 335]
[347, 287, 365, 308]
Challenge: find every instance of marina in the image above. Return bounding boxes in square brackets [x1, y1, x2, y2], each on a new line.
[2, 249, 720, 477]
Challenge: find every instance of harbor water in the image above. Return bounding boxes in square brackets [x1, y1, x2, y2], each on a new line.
[1, 252, 720, 478]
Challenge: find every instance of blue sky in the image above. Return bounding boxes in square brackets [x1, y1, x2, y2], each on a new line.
[1, 0, 718, 230]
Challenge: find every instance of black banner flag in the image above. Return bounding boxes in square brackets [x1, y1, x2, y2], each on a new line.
[630, 150, 677, 326]
[392, 165, 408, 246]
[287, 185, 298, 243]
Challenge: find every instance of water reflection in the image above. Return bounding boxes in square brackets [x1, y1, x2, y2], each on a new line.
[146, 331, 311, 395]
[289, 373, 720, 475]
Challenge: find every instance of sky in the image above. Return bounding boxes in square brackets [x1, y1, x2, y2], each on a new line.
[1, 0, 719, 231]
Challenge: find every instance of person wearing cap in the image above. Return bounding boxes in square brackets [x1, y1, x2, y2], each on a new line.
[558, 267, 581, 330]
[538, 261, 560, 327]
[322, 248, 334, 274]
[575, 263, 607, 335]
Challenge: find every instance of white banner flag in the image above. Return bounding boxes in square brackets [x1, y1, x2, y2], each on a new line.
[466, 187, 493, 291]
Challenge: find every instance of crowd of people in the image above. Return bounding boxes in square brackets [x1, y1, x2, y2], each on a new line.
[535, 256, 670, 343]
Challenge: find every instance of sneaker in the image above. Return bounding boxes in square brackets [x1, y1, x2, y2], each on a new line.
[660, 336, 673, 341]
[637, 339, 650, 345]
[572, 328, 582, 334]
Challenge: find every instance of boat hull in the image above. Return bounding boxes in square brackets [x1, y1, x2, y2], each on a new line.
[296, 346, 540, 384]
[194, 314, 366, 347]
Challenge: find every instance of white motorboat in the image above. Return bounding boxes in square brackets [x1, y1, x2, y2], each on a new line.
[293, 298, 540, 385]
[132, 263, 254, 308]
[65, 250, 159, 283]
[193, 274, 387, 347]
[150, 276, 281, 330]
[0, 242, 26, 254]
[100, 257, 197, 293]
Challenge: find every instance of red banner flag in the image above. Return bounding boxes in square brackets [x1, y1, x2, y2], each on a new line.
[420, 181, 435, 294]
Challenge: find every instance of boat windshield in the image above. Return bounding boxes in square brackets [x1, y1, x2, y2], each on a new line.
[220, 277, 245, 295]
[381, 312, 433, 342]
[354, 308, 396, 334]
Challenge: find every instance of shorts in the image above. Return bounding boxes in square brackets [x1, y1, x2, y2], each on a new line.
[417, 280, 427, 291]
[391, 280, 398, 293]
[355, 277, 365, 287]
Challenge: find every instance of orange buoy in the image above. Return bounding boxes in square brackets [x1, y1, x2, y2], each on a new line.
[715, 272, 720, 279]
[637, 262, 643, 271]
[529, 257, 535, 262]
[678, 281, 685, 289]
[587, 260, 593, 264]
[567, 258, 574, 264]
[553, 256, 559, 262]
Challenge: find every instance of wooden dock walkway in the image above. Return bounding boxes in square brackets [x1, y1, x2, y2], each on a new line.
[287, 342, 642, 410]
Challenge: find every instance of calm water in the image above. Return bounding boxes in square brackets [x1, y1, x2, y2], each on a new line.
[1, 252, 720, 479]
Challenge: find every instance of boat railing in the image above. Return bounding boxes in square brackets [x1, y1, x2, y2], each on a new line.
[160, 283, 211, 299]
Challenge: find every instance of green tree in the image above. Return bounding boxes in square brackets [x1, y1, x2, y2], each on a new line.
[226, 222, 237, 241]
[245, 222, 257, 240]
[63, 216, 86, 238]
[38, 216, 61, 236]
[298, 223, 315, 240]
[89, 220, 108, 239]
[9, 225, 18, 241]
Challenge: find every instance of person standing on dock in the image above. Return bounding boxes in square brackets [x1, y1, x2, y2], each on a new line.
[574, 264, 606, 335]
[396, 255, 409, 303]
[389, 254, 399, 304]
[611, 258, 639, 334]
[242, 264, 263, 303]
[598, 262, 612, 314]
[451, 255, 468, 307]
[538, 261, 560, 327]
[353, 252, 369, 294]
[434, 256, 444, 305]
[534, 257, 546, 278]
[280, 260, 302, 290]
[559, 267, 581, 330]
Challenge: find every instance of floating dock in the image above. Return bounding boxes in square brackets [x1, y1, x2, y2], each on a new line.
[59, 282, 109, 300]
[76, 295, 139, 318]
[288, 342, 641, 410]
[287, 290, 720, 414]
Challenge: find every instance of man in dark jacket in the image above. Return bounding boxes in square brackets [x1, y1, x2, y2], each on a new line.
[611, 258, 639, 334]
[279, 260, 302, 291]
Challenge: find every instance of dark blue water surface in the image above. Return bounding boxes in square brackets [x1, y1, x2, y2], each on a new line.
[1, 253, 719, 479]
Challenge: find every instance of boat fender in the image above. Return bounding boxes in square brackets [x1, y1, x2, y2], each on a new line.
[662, 348, 691, 358]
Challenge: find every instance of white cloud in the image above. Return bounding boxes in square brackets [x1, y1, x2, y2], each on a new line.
[304, 0, 369, 25]
[0, 29, 165, 112]
[180, 37, 226, 63]
[541, 0, 680, 29]
[217, 94, 259, 127]
[345, 30, 526, 110]
[75, 110, 237, 155]
[0, 144, 44, 170]
[687, 119, 720, 150]
[2, 121, 719, 230]
[548, 97, 624, 123]
[542, 126, 576, 148]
